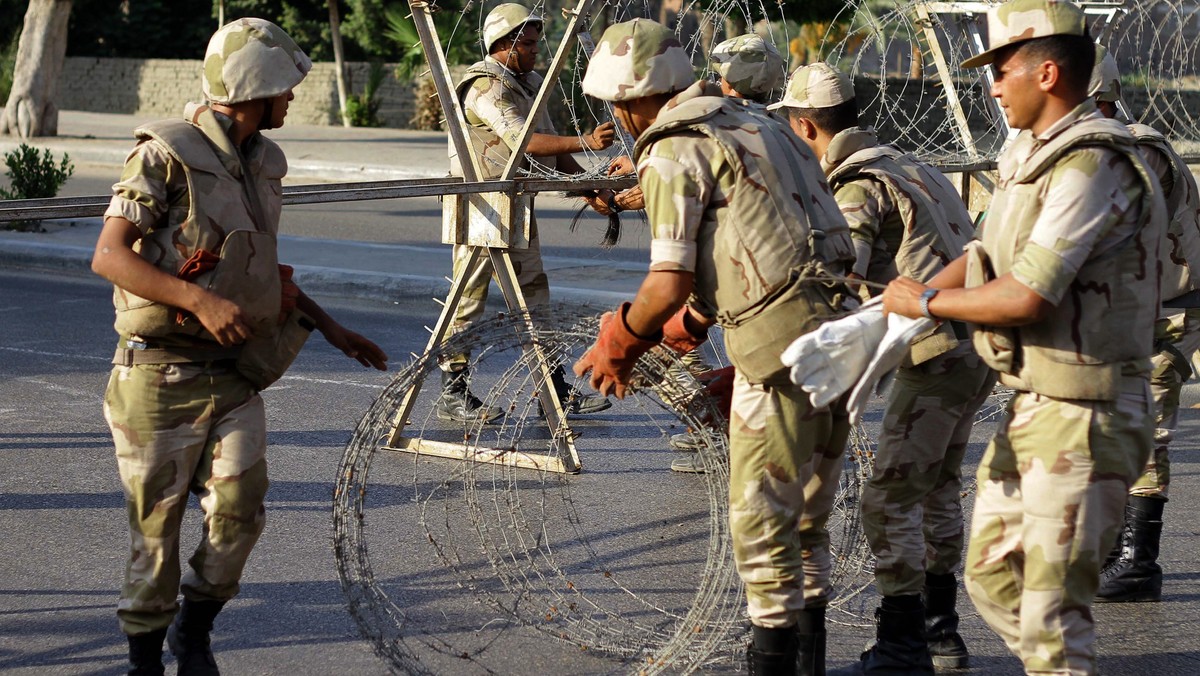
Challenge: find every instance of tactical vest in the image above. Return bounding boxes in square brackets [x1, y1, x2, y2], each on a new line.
[973, 117, 1164, 400]
[635, 91, 853, 383]
[1128, 123, 1200, 301]
[112, 111, 285, 342]
[828, 137, 974, 364]
[449, 59, 556, 179]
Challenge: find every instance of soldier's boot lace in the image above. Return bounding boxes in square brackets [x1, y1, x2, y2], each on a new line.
[126, 627, 167, 676]
[858, 595, 935, 675]
[167, 599, 225, 676]
[922, 572, 969, 669]
[1097, 495, 1164, 603]
[796, 606, 827, 676]
[539, 365, 612, 416]
[436, 368, 503, 423]
[746, 624, 799, 676]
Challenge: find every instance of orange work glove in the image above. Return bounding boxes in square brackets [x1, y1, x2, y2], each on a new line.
[660, 305, 708, 355]
[278, 264, 300, 323]
[573, 302, 660, 399]
[698, 365, 734, 423]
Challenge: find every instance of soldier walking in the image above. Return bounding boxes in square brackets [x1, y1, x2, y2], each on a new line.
[1089, 46, 1200, 604]
[573, 18, 856, 676]
[882, 1, 1165, 673]
[437, 2, 615, 422]
[90, 19, 388, 676]
[775, 63, 994, 673]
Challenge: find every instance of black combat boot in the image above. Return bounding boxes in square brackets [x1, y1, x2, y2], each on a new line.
[167, 599, 225, 676]
[1097, 496, 1165, 603]
[540, 365, 611, 416]
[746, 625, 799, 676]
[923, 573, 969, 669]
[126, 627, 167, 676]
[858, 595, 935, 675]
[796, 606, 827, 676]
[436, 368, 503, 423]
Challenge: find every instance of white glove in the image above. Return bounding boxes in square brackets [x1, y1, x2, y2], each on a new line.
[845, 312, 937, 424]
[780, 298, 888, 409]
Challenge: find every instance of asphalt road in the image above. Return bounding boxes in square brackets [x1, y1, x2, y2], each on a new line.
[2, 269, 1200, 675]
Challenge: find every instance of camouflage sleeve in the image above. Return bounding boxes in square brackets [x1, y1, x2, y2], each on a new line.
[638, 133, 720, 273]
[1011, 147, 1143, 305]
[834, 178, 892, 278]
[463, 78, 533, 151]
[103, 140, 184, 234]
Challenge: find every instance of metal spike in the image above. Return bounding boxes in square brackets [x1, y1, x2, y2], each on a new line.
[423, 325, 434, 334]
[432, 297, 446, 307]
[444, 276, 454, 283]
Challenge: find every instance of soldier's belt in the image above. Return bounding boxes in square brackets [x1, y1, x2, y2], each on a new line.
[113, 345, 242, 366]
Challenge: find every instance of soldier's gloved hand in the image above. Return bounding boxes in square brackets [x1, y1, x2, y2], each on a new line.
[780, 299, 887, 409]
[573, 303, 660, 399]
[661, 305, 708, 355]
[845, 312, 937, 424]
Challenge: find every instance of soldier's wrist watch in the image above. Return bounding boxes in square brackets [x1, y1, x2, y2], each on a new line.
[920, 288, 940, 320]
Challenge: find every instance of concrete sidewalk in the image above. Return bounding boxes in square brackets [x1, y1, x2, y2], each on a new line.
[0, 110, 645, 304]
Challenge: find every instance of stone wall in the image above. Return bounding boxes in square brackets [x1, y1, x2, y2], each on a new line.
[56, 57, 418, 127]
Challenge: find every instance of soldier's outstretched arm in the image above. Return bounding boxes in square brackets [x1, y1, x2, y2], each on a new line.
[295, 289, 389, 371]
[91, 216, 252, 347]
[525, 121, 615, 158]
[882, 272, 1050, 326]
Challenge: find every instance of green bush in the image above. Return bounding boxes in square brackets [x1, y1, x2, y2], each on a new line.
[0, 144, 75, 232]
[0, 32, 17, 103]
[344, 62, 386, 127]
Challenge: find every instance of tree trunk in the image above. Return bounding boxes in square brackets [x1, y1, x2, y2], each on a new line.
[2, 0, 73, 139]
[328, 0, 350, 127]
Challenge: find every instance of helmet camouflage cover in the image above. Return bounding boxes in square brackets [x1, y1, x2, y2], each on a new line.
[767, 62, 855, 111]
[1088, 44, 1122, 102]
[482, 3, 544, 53]
[710, 33, 785, 99]
[581, 19, 696, 102]
[203, 18, 312, 104]
[960, 0, 1088, 69]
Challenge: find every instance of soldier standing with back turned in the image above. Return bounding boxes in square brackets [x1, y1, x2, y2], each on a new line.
[776, 62, 994, 673]
[1089, 45, 1200, 604]
[882, 1, 1165, 673]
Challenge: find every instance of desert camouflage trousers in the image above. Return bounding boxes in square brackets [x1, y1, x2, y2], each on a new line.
[443, 215, 548, 371]
[964, 381, 1152, 675]
[729, 371, 851, 628]
[862, 341, 996, 596]
[1133, 309, 1200, 499]
[104, 361, 269, 636]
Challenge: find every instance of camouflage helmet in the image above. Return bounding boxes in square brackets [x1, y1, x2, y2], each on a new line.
[1089, 44, 1122, 102]
[581, 19, 696, 102]
[203, 18, 311, 105]
[483, 3, 544, 53]
[767, 62, 854, 111]
[710, 33, 785, 100]
[961, 0, 1088, 69]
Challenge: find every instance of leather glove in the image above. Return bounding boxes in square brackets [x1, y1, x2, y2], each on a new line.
[661, 305, 708, 355]
[573, 303, 660, 399]
[845, 312, 937, 424]
[780, 298, 888, 409]
[697, 365, 734, 423]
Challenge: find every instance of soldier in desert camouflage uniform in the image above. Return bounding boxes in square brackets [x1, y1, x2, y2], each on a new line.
[882, 1, 1165, 673]
[572, 18, 856, 676]
[1088, 46, 1200, 603]
[437, 2, 615, 423]
[91, 19, 388, 676]
[659, 33, 786, 473]
[774, 62, 994, 673]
